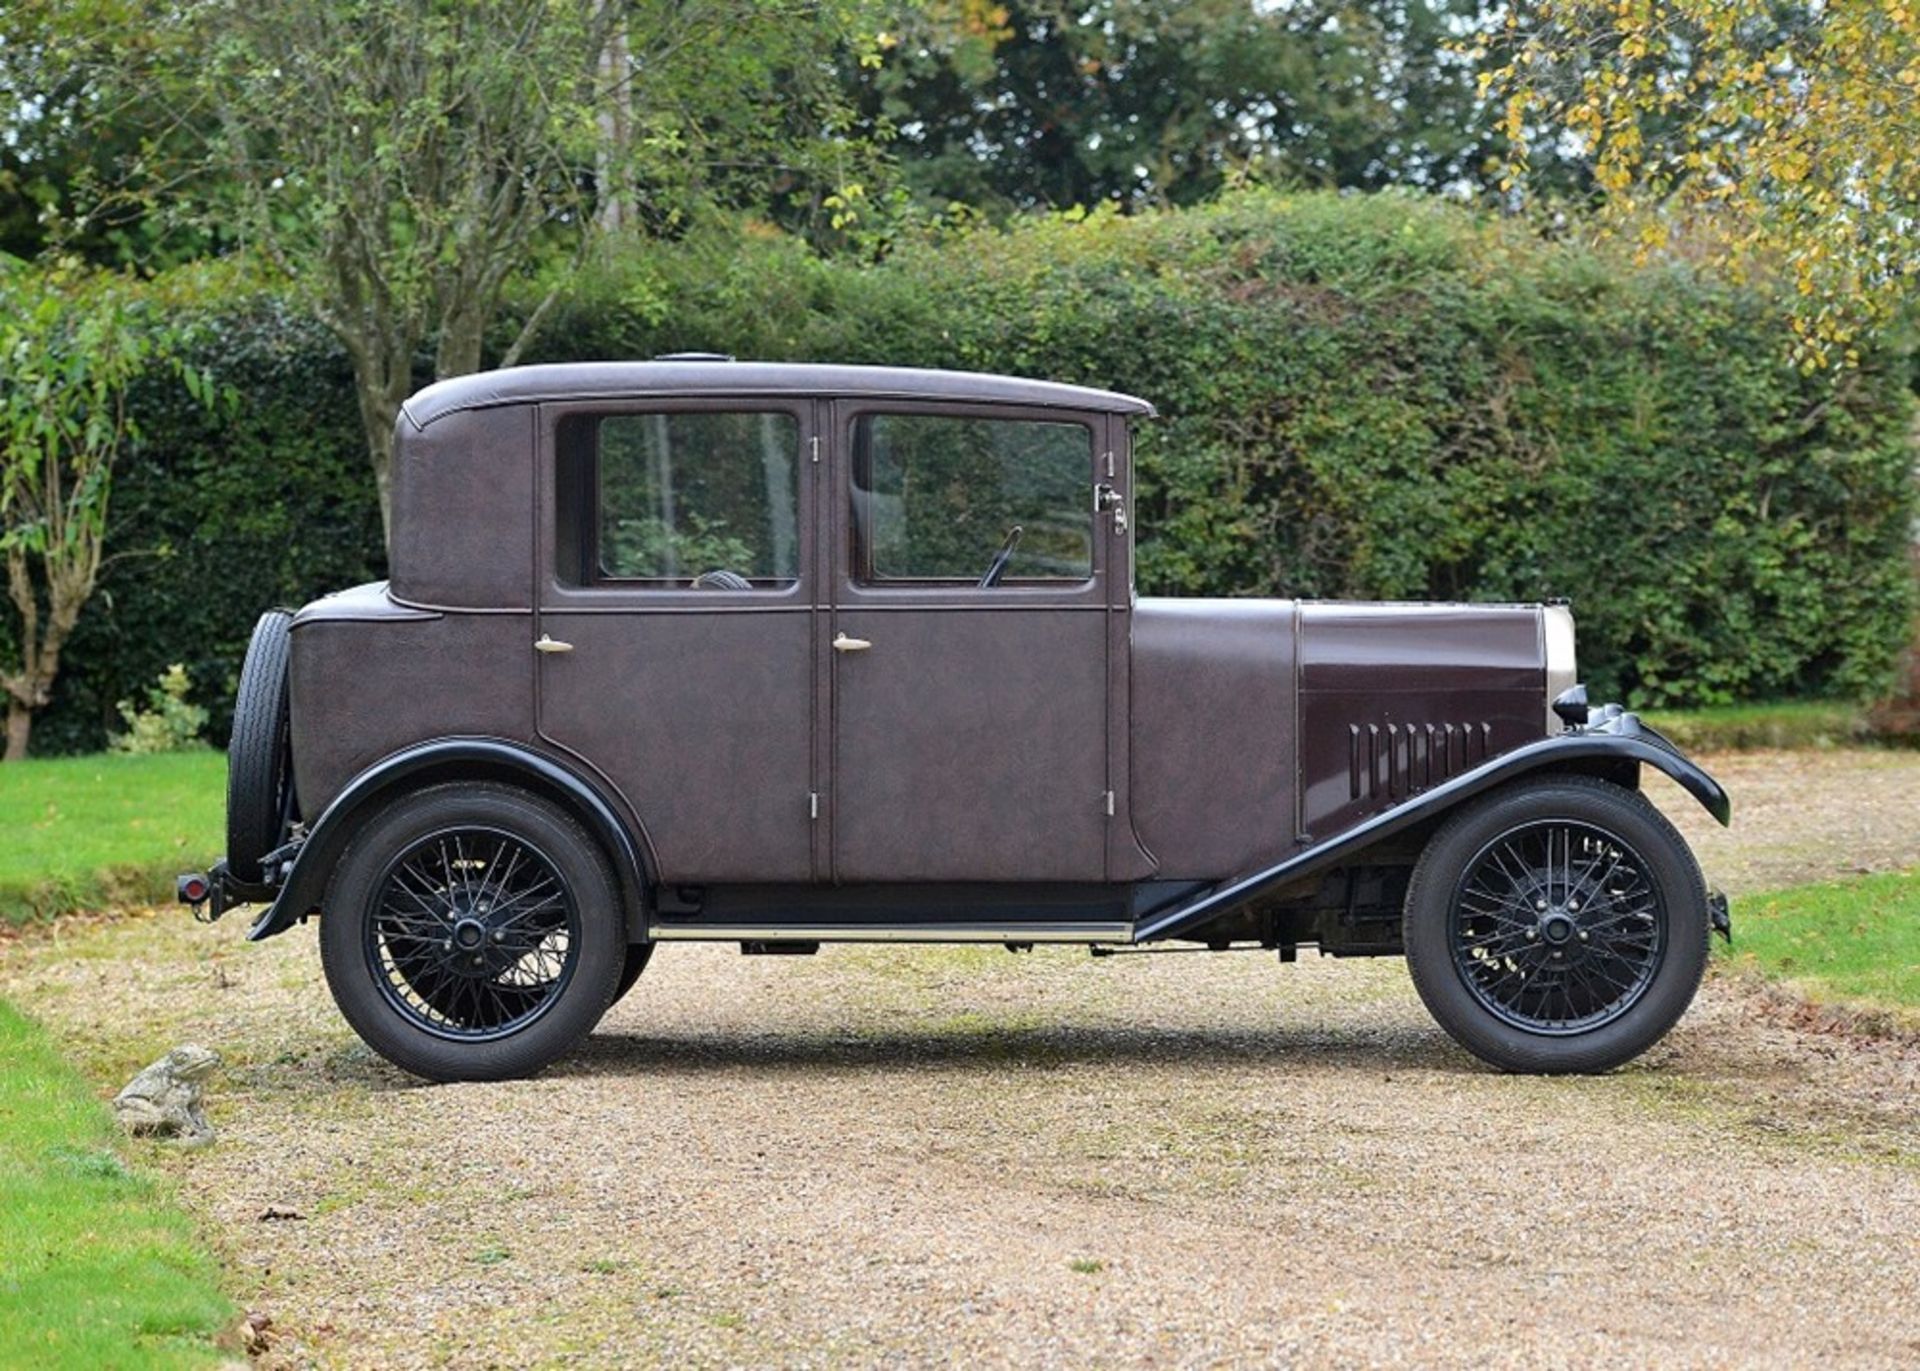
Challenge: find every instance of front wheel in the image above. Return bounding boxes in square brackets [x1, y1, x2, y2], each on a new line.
[319, 783, 625, 1082]
[1403, 775, 1709, 1074]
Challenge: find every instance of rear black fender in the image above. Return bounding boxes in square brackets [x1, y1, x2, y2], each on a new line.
[1134, 709, 1728, 943]
[243, 737, 653, 942]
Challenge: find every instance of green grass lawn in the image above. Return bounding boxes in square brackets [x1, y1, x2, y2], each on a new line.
[0, 999, 231, 1368]
[1724, 868, 1920, 1031]
[0, 753, 226, 924]
[1641, 700, 1878, 752]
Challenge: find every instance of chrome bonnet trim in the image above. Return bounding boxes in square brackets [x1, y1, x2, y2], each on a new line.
[1543, 604, 1578, 733]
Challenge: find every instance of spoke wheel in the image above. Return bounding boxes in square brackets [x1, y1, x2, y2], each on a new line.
[322, 784, 624, 1082]
[366, 826, 581, 1042]
[1403, 775, 1710, 1074]
[1449, 820, 1664, 1036]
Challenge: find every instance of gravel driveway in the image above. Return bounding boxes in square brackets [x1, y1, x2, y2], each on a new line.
[3, 750, 1916, 1368]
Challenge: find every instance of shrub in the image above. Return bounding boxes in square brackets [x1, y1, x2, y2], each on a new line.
[109, 663, 209, 754]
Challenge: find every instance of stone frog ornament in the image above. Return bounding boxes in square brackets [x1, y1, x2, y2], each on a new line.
[113, 1044, 220, 1147]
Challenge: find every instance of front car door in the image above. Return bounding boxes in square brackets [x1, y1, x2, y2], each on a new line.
[535, 398, 819, 884]
[826, 401, 1118, 883]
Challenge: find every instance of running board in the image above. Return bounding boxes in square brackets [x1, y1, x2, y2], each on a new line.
[649, 921, 1134, 944]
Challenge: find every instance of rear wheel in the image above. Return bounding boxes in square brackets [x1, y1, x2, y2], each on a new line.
[319, 783, 624, 1082]
[612, 942, 654, 1007]
[1403, 775, 1708, 1073]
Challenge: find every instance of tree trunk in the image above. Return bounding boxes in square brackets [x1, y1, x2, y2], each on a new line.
[595, 14, 633, 231]
[372, 423, 394, 549]
[351, 371, 406, 549]
[0, 583, 86, 764]
[4, 550, 40, 763]
[3, 700, 28, 762]
[434, 300, 489, 383]
[1867, 419, 1920, 740]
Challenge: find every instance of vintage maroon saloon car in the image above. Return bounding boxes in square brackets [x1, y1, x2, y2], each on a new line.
[182, 360, 1731, 1082]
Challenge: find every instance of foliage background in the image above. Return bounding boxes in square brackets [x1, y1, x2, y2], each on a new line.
[0, 296, 384, 753]
[4, 191, 1912, 752]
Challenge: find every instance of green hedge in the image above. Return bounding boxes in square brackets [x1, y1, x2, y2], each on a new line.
[7, 191, 1914, 751]
[530, 193, 1917, 707]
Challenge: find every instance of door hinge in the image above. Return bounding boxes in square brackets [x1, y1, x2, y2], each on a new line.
[810, 435, 820, 464]
[809, 791, 820, 820]
[1103, 789, 1115, 818]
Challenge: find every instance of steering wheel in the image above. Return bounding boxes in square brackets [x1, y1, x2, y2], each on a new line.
[691, 569, 752, 591]
[978, 525, 1024, 589]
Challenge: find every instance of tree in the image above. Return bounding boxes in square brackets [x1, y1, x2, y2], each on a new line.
[0, 261, 196, 760]
[0, 3, 207, 267]
[1486, 1, 1920, 361]
[33, 0, 876, 539]
[848, 1, 1511, 212]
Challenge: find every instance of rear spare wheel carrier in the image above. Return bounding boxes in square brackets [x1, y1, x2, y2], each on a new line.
[226, 609, 296, 884]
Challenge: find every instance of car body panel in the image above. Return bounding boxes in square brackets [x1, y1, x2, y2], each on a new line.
[288, 607, 534, 820]
[822, 398, 1126, 883]
[388, 404, 536, 610]
[538, 606, 817, 883]
[830, 604, 1112, 881]
[1127, 597, 1299, 880]
[1296, 602, 1547, 839]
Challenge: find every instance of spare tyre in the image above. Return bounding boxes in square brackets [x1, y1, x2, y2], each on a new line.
[227, 609, 296, 884]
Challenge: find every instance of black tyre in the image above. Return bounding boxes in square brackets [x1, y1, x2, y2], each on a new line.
[1403, 774, 1709, 1074]
[611, 942, 655, 1008]
[226, 609, 296, 884]
[319, 783, 625, 1082]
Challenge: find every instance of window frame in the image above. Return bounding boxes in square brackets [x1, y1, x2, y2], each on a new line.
[541, 396, 815, 609]
[835, 399, 1108, 608]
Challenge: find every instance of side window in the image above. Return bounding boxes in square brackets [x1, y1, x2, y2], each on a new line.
[852, 413, 1093, 584]
[568, 411, 800, 588]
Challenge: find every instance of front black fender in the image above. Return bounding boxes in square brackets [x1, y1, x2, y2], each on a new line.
[243, 737, 653, 942]
[1134, 709, 1728, 943]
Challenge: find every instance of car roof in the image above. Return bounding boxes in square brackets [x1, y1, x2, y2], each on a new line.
[401, 361, 1157, 430]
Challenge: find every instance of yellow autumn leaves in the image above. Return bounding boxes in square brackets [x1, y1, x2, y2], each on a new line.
[1489, 0, 1919, 366]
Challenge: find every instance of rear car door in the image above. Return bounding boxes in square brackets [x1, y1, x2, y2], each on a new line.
[826, 402, 1114, 882]
[535, 399, 819, 884]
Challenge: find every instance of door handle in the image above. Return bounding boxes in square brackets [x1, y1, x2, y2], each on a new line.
[534, 634, 574, 654]
[832, 632, 872, 653]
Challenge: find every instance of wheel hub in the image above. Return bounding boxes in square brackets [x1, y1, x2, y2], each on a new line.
[1540, 911, 1576, 945]
[452, 918, 487, 951]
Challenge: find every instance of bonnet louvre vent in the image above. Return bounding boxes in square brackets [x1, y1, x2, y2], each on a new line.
[1348, 721, 1493, 803]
